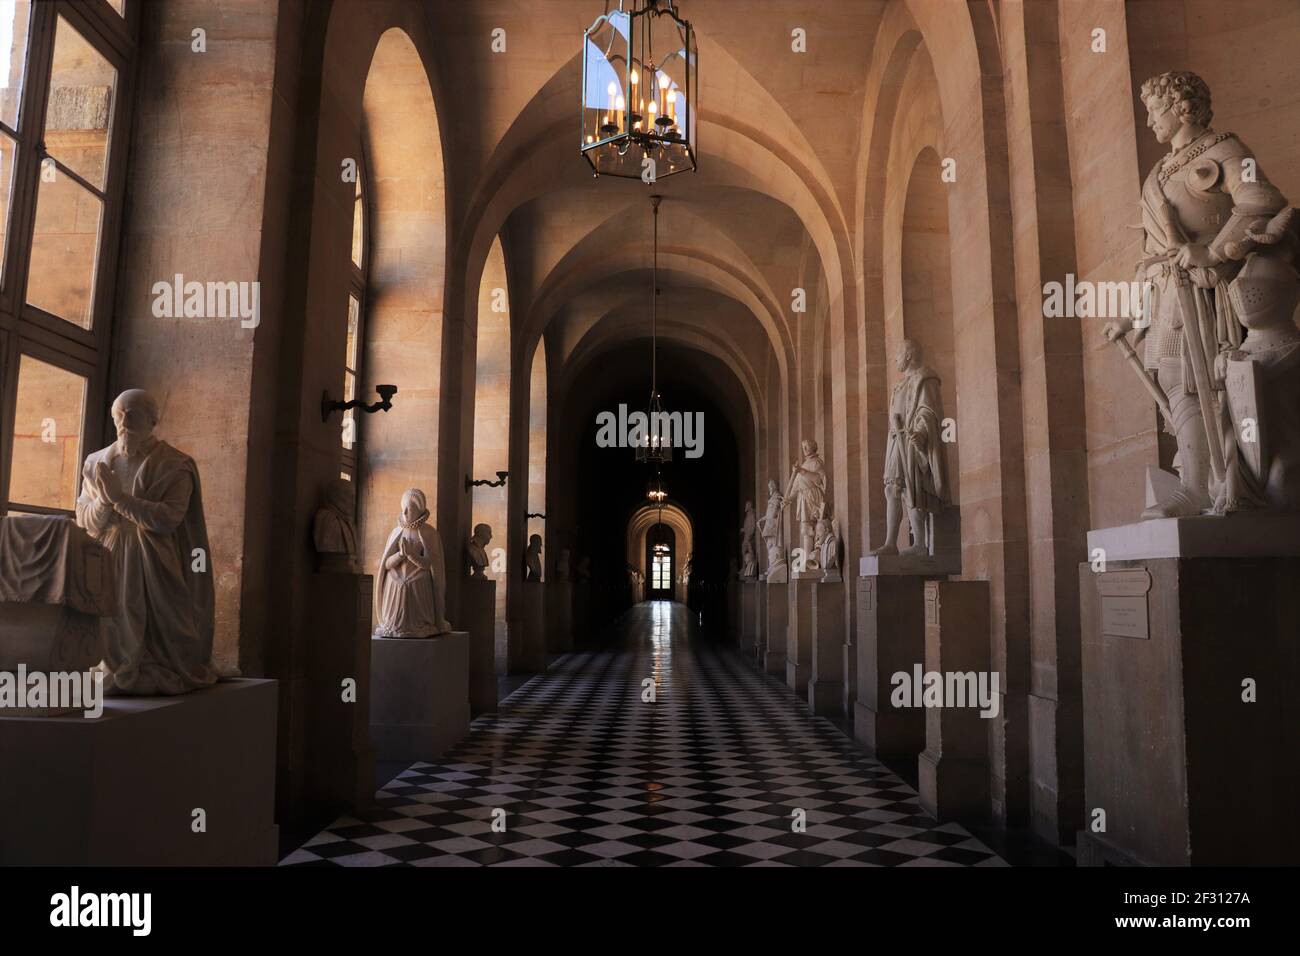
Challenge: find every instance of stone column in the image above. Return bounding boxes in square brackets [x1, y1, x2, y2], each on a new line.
[786, 574, 816, 694]
[808, 577, 845, 714]
[1077, 515, 1300, 865]
[763, 581, 788, 675]
[462, 576, 498, 715]
[918, 580, 992, 821]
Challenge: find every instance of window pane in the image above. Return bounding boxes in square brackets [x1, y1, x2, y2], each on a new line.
[0, 1, 32, 131]
[351, 177, 363, 267]
[342, 371, 355, 449]
[346, 294, 360, 369]
[26, 170, 103, 327]
[8, 355, 86, 510]
[0, 132, 15, 282]
[44, 15, 116, 192]
[109, 1, 125, 16]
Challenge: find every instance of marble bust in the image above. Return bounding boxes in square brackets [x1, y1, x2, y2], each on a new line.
[740, 500, 758, 579]
[758, 479, 786, 581]
[74, 388, 221, 695]
[373, 488, 450, 638]
[817, 516, 841, 578]
[523, 534, 543, 582]
[870, 339, 950, 555]
[1102, 70, 1296, 518]
[466, 523, 492, 577]
[783, 438, 827, 568]
[313, 477, 359, 573]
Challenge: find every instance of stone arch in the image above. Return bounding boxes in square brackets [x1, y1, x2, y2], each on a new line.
[355, 26, 448, 578]
[626, 502, 694, 604]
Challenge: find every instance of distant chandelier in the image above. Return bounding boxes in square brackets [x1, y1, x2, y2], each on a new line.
[647, 470, 667, 503]
[581, 0, 698, 180]
[635, 195, 672, 463]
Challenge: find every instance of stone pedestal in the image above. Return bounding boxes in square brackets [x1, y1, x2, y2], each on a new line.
[762, 581, 787, 675]
[512, 580, 547, 673]
[303, 572, 376, 815]
[370, 632, 470, 762]
[741, 579, 760, 663]
[918, 580, 991, 822]
[462, 576, 498, 715]
[853, 574, 928, 759]
[807, 578, 844, 714]
[842, 639, 856, 719]
[0, 679, 279, 865]
[574, 581, 592, 643]
[786, 575, 815, 695]
[1076, 516, 1300, 866]
[547, 580, 573, 653]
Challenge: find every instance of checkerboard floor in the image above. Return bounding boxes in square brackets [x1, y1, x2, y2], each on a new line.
[281, 601, 1007, 867]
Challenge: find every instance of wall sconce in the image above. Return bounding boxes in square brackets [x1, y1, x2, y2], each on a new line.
[467, 470, 509, 492]
[321, 384, 397, 423]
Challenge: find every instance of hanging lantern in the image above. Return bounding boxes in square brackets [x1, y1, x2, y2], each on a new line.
[647, 470, 668, 503]
[581, 0, 698, 180]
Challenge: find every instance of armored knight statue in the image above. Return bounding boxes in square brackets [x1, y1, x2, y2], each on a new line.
[870, 339, 950, 555]
[757, 479, 786, 581]
[782, 439, 827, 569]
[1103, 71, 1296, 518]
[740, 500, 758, 579]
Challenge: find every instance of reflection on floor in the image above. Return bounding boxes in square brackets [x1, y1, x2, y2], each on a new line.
[282, 601, 1007, 866]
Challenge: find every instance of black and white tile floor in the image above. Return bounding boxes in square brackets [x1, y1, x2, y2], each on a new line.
[282, 602, 1007, 867]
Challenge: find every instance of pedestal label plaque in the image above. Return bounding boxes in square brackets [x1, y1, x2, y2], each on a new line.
[1096, 569, 1151, 640]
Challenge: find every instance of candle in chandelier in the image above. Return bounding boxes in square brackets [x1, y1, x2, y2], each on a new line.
[615, 93, 625, 131]
[658, 72, 670, 120]
[666, 89, 677, 124]
[647, 97, 657, 132]
[606, 80, 617, 127]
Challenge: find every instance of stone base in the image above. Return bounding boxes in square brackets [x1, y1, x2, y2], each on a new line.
[762, 582, 788, 676]
[370, 633, 470, 762]
[462, 576, 498, 715]
[853, 574, 929, 759]
[512, 580, 547, 673]
[808, 579, 845, 715]
[741, 580, 759, 661]
[786, 579, 814, 695]
[0, 679, 279, 865]
[841, 641, 856, 718]
[859, 550, 960, 577]
[303, 572, 377, 815]
[1086, 512, 1300, 561]
[918, 580, 991, 822]
[547, 580, 573, 653]
[1079, 550, 1300, 865]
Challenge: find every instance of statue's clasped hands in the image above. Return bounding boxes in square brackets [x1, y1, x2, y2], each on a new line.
[92, 460, 123, 506]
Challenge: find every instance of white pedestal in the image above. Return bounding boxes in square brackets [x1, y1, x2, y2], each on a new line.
[786, 576, 815, 695]
[0, 679, 279, 865]
[370, 633, 470, 762]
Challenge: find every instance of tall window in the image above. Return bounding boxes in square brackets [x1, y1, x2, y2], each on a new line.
[0, 1, 137, 515]
[652, 544, 671, 590]
[341, 151, 368, 480]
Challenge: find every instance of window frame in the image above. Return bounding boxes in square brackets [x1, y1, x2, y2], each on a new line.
[341, 141, 370, 480]
[0, 0, 139, 515]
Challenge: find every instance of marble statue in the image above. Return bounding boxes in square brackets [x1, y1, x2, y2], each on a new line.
[577, 554, 592, 582]
[466, 523, 492, 577]
[1103, 71, 1298, 518]
[740, 501, 758, 579]
[817, 516, 841, 578]
[313, 477, 359, 573]
[374, 488, 450, 638]
[524, 534, 543, 581]
[74, 388, 220, 695]
[782, 438, 827, 568]
[757, 479, 786, 581]
[556, 548, 572, 582]
[870, 339, 950, 555]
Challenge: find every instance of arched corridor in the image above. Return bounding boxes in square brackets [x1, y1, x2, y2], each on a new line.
[284, 603, 1005, 867]
[0, 0, 1297, 928]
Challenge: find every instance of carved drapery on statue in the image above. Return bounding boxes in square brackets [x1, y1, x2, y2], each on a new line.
[374, 488, 450, 638]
